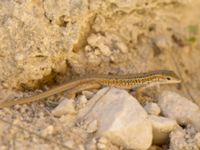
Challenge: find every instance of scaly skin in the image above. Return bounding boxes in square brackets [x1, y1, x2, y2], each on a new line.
[0, 70, 181, 108]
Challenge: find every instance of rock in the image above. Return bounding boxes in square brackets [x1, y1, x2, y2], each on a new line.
[148, 145, 163, 150]
[169, 125, 200, 150]
[0, 120, 10, 137]
[82, 90, 95, 99]
[195, 133, 200, 147]
[41, 125, 54, 136]
[52, 98, 76, 117]
[86, 120, 98, 133]
[149, 115, 177, 145]
[144, 102, 161, 115]
[96, 143, 106, 150]
[76, 95, 88, 109]
[158, 91, 200, 131]
[59, 115, 76, 127]
[78, 144, 85, 150]
[96, 137, 109, 150]
[85, 138, 97, 150]
[98, 137, 108, 145]
[64, 140, 75, 149]
[78, 87, 152, 150]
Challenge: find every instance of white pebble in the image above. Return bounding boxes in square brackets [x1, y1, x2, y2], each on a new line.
[15, 53, 24, 61]
[98, 137, 108, 144]
[82, 90, 95, 99]
[86, 120, 98, 133]
[195, 133, 200, 147]
[144, 102, 160, 115]
[97, 143, 106, 149]
[41, 125, 54, 136]
[76, 95, 88, 109]
[52, 98, 76, 117]
[64, 140, 75, 149]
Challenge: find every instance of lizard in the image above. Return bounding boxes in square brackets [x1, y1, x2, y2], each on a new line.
[0, 70, 181, 108]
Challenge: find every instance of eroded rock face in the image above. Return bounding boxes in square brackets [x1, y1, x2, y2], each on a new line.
[78, 87, 152, 149]
[158, 91, 200, 131]
[0, 0, 90, 89]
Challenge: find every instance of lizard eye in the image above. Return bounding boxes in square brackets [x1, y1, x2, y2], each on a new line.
[167, 77, 171, 80]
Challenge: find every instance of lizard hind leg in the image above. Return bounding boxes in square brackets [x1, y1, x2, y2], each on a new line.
[132, 87, 153, 105]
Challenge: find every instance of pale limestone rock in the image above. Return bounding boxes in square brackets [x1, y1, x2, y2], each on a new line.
[82, 90, 95, 99]
[64, 140, 75, 149]
[78, 87, 152, 150]
[149, 115, 177, 145]
[195, 133, 200, 147]
[86, 32, 128, 57]
[96, 137, 109, 150]
[144, 102, 161, 115]
[98, 137, 108, 145]
[97, 143, 106, 150]
[78, 144, 85, 150]
[85, 138, 97, 150]
[52, 98, 76, 117]
[158, 91, 200, 131]
[86, 120, 98, 133]
[0, 120, 9, 137]
[14, 53, 25, 61]
[41, 125, 54, 137]
[76, 95, 88, 109]
[169, 125, 200, 150]
[59, 115, 76, 127]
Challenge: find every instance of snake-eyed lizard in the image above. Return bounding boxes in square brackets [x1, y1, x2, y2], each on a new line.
[0, 70, 181, 108]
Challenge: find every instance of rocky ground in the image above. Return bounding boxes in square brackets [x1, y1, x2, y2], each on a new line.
[0, 0, 200, 150]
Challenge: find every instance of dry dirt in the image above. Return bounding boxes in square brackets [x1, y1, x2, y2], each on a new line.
[0, 0, 200, 150]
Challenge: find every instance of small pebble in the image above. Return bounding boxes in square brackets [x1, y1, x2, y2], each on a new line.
[41, 125, 54, 136]
[82, 90, 95, 99]
[195, 133, 200, 147]
[52, 98, 76, 117]
[98, 137, 108, 144]
[86, 120, 98, 133]
[78, 144, 85, 150]
[64, 140, 75, 149]
[15, 53, 24, 61]
[144, 102, 160, 115]
[76, 95, 88, 109]
[97, 143, 106, 149]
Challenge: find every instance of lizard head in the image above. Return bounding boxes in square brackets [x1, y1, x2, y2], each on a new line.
[156, 70, 181, 84]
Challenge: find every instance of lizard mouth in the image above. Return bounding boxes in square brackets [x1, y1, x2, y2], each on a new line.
[167, 79, 181, 84]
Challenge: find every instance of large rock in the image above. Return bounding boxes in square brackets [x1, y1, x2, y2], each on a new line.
[158, 91, 200, 131]
[78, 87, 152, 150]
